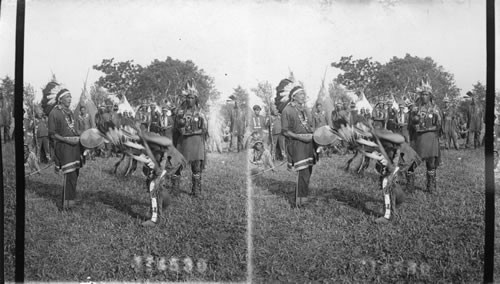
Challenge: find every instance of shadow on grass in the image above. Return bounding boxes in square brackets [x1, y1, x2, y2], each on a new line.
[252, 175, 296, 206]
[253, 175, 381, 217]
[26, 180, 149, 220]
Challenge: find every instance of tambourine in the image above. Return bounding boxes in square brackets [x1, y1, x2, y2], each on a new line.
[313, 125, 338, 146]
[79, 128, 104, 148]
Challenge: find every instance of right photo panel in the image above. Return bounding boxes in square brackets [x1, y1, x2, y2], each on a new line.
[249, 1, 490, 282]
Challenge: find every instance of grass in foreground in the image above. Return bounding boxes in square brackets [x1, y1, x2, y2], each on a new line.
[252, 148, 487, 283]
[4, 142, 247, 282]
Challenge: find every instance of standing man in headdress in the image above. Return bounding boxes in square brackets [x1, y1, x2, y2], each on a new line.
[465, 91, 483, 149]
[48, 88, 83, 209]
[172, 79, 207, 196]
[441, 96, 459, 150]
[409, 81, 441, 193]
[278, 81, 317, 207]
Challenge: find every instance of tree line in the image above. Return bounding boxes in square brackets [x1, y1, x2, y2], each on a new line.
[0, 53, 491, 124]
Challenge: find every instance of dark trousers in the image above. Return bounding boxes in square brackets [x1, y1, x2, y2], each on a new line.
[175, 160, 202, 176]
[230, 134, 243, 152]
[38, 136, 50, 163]
[444, 131, 459, 150]
[271, 134, 286, 160]
[296, 166, 313, 198]
[467, 131, 481, 148]
[63, 170, 79, 201]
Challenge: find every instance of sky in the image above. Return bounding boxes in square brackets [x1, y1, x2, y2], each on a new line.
[0, 0, 496, 109]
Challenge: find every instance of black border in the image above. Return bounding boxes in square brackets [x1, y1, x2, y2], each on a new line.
[484, 0, 495, 283]
[10, 0, 496, 282]
[14, 0, 26, 282]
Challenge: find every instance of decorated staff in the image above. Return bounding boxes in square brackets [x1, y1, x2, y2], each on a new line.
[172, 79, 208, 196]
[276, 78, 317, 208]
[42, 82, 83, 210]
[409, 79, 441, 193]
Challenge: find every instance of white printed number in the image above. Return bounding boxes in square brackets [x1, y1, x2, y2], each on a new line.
[132, 255, 207, 273]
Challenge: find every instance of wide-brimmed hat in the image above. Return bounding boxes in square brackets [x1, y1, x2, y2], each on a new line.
[251, 139, 264, 149]
[80, 128, 105, 149]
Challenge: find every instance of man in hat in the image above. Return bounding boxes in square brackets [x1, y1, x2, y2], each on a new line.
[409, 83, 441, 193]
[48, 89, 83, 209]
[394, 103, 410, 143]
[160, 105, 174, 139]
[249, 134, 274, 175]
[312, 102, 328, 130]
[465, 92, 483, 149]
[249, 104, 269, 146]
[441, 96, 459, 150]
[281, 85, 317, 207]
[386, 100, 399, 132]
[172, 80, 207, 196]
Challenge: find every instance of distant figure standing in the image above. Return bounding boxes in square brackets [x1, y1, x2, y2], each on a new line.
[270, 104, 285, 161]
[229, 100, 246, 152]
[249, 105, 269, 146]
[36, 114, 51, 163]
[0, 100, 12, 143]
[76, 105, 91, 135]
[330, 102, 348, 130]
[441, 97, 459, 150]
[312, 102, 328, 130]
[466, 92, 483, 149]
[395, 103, 410, 143]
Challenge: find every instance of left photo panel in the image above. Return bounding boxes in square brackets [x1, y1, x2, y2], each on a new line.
[1, 0, 248, 282]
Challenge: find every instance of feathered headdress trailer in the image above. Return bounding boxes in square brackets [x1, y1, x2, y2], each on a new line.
[274, 78, 295, 114]
[40, 81, 63, 116]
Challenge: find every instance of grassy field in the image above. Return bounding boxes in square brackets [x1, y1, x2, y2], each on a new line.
[3, 140, 500, 282]
[4, 142, 247, 282]
[251, 148, 495, 283]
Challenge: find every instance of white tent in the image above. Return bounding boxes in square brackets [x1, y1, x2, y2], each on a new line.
[117, 95, 136, 117]
[353, 91, 373, 114]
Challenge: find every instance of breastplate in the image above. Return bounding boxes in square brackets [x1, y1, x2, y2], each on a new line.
[177, 110, 202, 134]
[413, 106, 438, 131]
